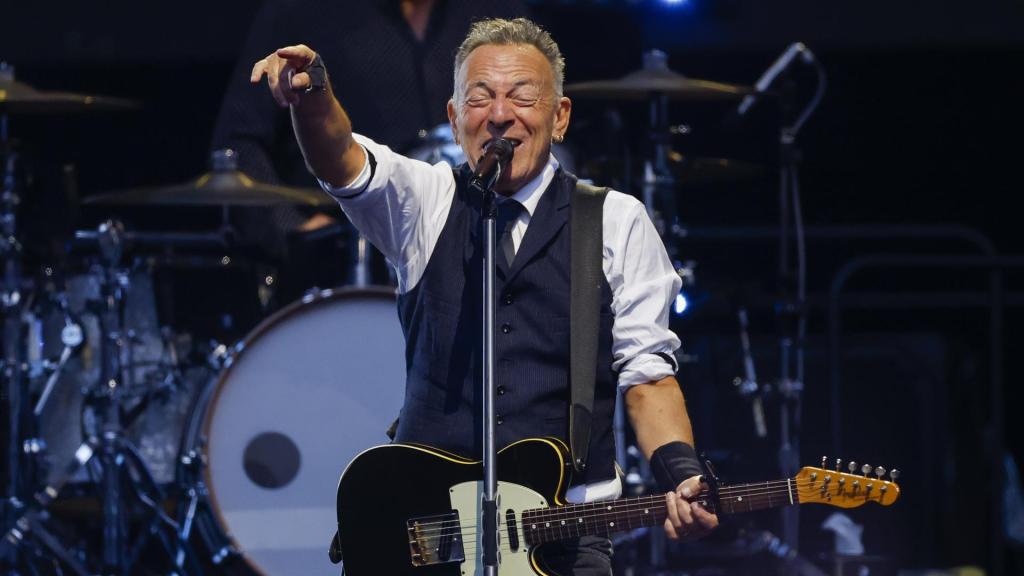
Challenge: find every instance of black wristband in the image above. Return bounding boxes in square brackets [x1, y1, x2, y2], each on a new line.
[650, 441, 703, 493]
[304, 53, 328, 93]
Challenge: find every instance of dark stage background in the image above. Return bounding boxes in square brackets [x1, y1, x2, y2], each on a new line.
[2, 0, 1023, 574]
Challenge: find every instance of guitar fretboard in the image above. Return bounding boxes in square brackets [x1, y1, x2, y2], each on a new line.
[520, 479, 800, 546]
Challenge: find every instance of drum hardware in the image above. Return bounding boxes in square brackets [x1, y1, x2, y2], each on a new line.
[3, 66, 142, 572]
[2, 62, 33, 569]
[84, 149, 333, 209]
[734, 307, 768, 439]
[569, 50, 754, 260]
[563, 52, 755, 101]
[0, 62, 142, 115]
[86, 219, 199, 574]
[2, 220, 203, 575]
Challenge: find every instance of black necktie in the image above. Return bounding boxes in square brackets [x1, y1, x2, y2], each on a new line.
[495, 200, 524, 267]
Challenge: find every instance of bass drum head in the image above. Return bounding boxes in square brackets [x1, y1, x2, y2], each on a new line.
[201, 287, 405, 575]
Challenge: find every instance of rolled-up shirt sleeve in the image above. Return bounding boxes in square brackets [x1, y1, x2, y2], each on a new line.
[318, 134, 456, 293]
[604, 194, 683, 389]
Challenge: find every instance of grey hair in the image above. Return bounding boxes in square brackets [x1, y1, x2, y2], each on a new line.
[452, 18, 565, 102]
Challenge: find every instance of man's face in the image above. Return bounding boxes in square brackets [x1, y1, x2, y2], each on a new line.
[448, 43, 571, 194]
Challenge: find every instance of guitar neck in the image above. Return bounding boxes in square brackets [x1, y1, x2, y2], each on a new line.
[521, 478, 798, 546]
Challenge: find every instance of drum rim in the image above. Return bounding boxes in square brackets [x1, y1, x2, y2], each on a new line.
[190, 285, 398, 573]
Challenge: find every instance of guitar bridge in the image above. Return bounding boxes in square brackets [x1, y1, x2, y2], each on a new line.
[407, 512, 466, 567]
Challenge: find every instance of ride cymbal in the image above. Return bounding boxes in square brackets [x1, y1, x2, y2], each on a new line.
[565, 51, 754, 101]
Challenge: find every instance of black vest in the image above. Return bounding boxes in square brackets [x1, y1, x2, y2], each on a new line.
[395, 166, 618, 484]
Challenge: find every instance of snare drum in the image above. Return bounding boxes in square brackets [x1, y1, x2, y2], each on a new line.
[180, 287, 406, 576]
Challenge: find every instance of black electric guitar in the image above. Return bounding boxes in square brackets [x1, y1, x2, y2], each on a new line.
[335, 438, 900, 575]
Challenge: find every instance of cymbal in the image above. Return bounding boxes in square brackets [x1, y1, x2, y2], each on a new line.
[583, 151, 764, 187]
[0, 68, 141, 114]
[565, 51, 753, 101]
[85, 150, 333, 208]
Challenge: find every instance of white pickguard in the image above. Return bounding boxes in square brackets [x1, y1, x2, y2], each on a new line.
[448, 481, 550, 576]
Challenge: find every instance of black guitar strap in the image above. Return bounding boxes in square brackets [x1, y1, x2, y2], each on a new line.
[569, 179, 609, 474]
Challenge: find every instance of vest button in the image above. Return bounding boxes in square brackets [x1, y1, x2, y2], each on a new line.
[497, 385, 506, 396]
[496, 415, 504, 425]
[503, 294, 513, 305]
[501, 323, 511, 334]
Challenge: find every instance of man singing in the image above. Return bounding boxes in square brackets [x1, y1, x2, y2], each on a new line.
[252, 17, 718, 574]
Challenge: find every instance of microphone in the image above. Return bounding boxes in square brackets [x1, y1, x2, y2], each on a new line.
[469, 138, 514, 193]
[736, 42, 815, 117]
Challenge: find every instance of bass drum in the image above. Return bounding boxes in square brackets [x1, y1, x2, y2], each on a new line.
[181, 287, 406, 575]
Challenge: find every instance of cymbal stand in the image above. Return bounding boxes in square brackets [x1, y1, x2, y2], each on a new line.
[772, 52, 826, 552]
[0, 99, 93, 575]
[1, 95, 30, 571]
[88, 220, 195, 575]
[639, 51, 681, 258]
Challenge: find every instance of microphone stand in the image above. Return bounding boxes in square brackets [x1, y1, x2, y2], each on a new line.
[472, 163, 504, 576]
[774, 54, 826, 553]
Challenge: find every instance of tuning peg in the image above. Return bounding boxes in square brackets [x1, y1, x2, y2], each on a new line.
[874, 466, 886, 479]
[835, 458, 842, 472]
[890, 469, 900, 482]
[821, 456, 828, 468]
[847, 461, 857, 473]
[861, 464, 872, 477]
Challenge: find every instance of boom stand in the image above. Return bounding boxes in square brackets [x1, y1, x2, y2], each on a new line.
[775, 67, 824, 550]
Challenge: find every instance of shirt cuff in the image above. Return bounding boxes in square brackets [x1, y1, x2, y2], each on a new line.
[617, 352, 679, 389]
[318, 143, 371, 198]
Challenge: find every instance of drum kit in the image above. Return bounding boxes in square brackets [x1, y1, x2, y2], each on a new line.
[1, 42, 821, 576]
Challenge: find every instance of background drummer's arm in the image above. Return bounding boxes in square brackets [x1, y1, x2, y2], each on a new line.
[251, 44, 366, 188]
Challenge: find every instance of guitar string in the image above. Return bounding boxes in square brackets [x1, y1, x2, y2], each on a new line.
[407, 483, 790, 537]
[406, 476, 840, 533]
[410, 478, 890, 538]
[406, 477, 893, 539]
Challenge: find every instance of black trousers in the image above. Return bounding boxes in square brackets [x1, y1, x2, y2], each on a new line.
[533, 536, 614, 576]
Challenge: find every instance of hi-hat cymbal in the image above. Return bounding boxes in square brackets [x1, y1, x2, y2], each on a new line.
[85, 150, 333, 208]
[565, 51, 753, 101]
[0, 66, 141, 114]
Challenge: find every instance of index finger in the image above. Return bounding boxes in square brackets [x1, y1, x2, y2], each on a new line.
[275, 45, 316, 67]
[677, 475, 708, 499]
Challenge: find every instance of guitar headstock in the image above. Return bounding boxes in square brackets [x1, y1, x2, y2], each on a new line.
[795, 458, 901, 508]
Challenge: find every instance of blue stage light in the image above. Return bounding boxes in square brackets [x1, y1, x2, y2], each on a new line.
[661, 0, 690, 6]
[674, 292, 689, 315]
